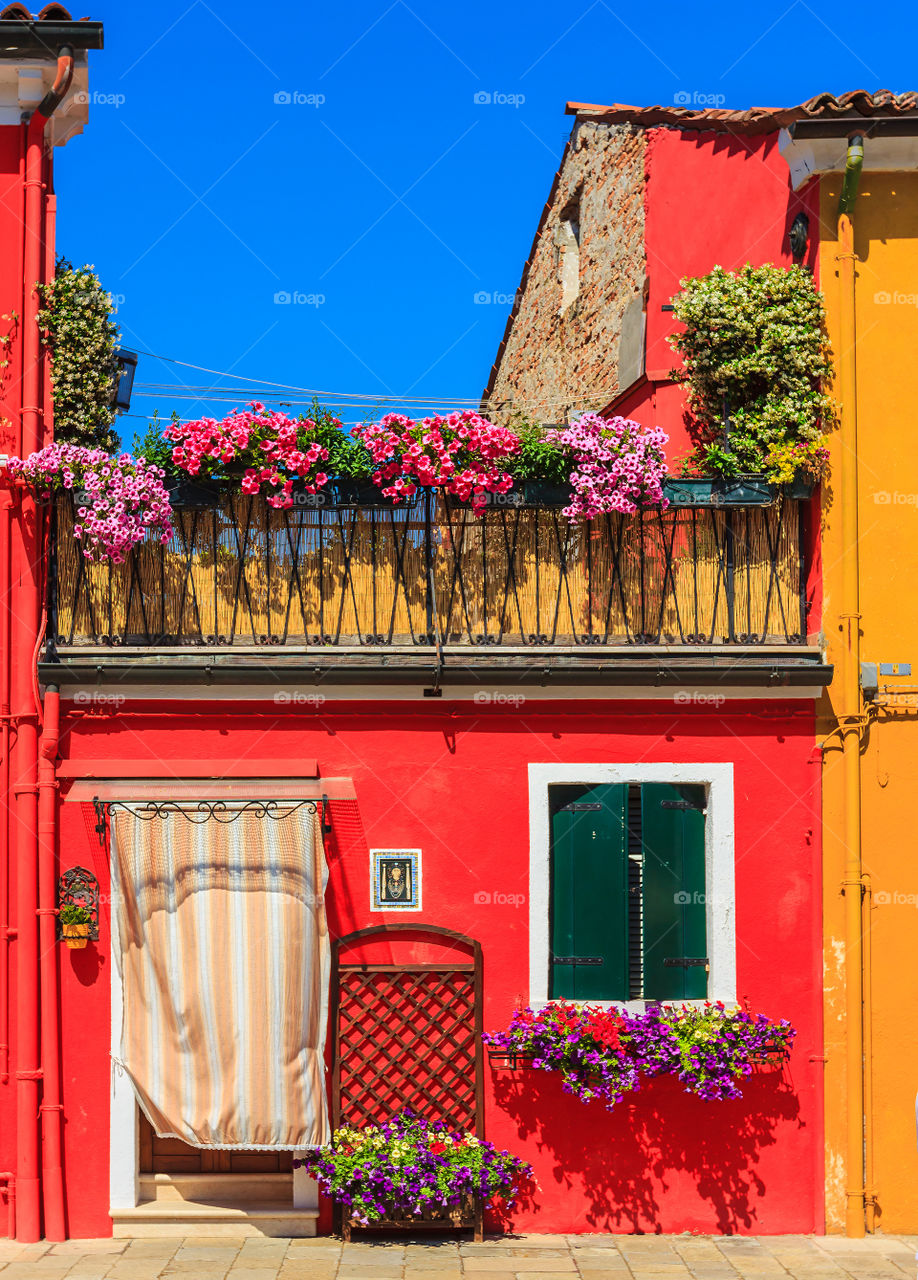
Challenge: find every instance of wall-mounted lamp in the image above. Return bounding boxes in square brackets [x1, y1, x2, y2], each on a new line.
[112, 348, 138, 414]
[788, 213, 809, 263]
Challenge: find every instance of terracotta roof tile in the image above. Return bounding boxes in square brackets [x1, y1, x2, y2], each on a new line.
[565, 90, 918, 134]
[0, 3, 73, 16]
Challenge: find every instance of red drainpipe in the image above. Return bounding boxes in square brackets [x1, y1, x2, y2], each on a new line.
[37, 685, 63, 1241]
[13, 47, 74, 1244]
[0, 487, 12, 1089]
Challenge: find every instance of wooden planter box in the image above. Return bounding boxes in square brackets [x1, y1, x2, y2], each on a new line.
[341, 1194, 482, 1241]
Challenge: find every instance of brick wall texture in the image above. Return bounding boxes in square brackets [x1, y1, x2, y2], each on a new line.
[484, 121, 647, 425]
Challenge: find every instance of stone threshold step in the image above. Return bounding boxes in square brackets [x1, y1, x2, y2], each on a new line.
[139, 1172, 293, 1204]
[111, 1201, 318, 1239]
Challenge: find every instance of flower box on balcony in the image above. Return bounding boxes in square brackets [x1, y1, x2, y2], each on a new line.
[663, 477, 814, 507]
[783, 476, 815, 501]
[333, 480, 418, 510]
[166, 478, 222, 509]
[516, 481, 573, 508]
[663, 478, 775, 507]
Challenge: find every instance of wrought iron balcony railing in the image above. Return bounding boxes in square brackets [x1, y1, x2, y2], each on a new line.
[47, 491, 811, 652]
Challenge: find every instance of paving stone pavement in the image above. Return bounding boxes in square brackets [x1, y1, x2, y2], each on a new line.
[0, 1235, 915, 1280]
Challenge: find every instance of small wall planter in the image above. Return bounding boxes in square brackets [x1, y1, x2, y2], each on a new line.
[60, 922, 91, 950]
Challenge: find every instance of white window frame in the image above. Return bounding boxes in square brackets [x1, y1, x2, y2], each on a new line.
[528, 763, 736, 1011]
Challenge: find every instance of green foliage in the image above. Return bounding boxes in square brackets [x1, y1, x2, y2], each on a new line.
[58, 903, 92, 926]
[504, 418, 572, 483]
[669, 263, 835, 480]
[38, 259, 120, 451]
[303, 399, 373, 480]
[133, 411, 182, 478]
[135, 399, 375, 486]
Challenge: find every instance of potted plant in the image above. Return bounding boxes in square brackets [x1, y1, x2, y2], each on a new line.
[164, 402, 333, 510]
[132, 416, 219, 509]
[296, 1112, 532, 1232]
[668, 263, 834, 495]
[504, 420, 574, 508]
[6, 442, 173, 563]
[58, 903, 94, 950]
[631, 1002, 796, 1100]
[542, 413, 669, 520]
[485, 1001, 641, 1108]
[353, 411, 520, 514]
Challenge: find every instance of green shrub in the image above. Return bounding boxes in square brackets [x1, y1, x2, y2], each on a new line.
[669, 263, 834, 480]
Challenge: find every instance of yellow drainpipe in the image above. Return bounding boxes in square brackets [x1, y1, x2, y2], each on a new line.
[836, 133, 867, 1238]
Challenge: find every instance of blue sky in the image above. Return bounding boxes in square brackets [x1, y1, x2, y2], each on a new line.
[53, 0, 912, 439]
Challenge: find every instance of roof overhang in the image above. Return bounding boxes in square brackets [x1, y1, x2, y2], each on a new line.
[779, 117, 918, 190]
[0, 18, 103, 56]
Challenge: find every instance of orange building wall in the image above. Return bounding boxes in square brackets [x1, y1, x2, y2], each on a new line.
[820, 170, 918, 1233]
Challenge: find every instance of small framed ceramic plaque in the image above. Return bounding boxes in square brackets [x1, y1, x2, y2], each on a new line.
[371, 849, 421, 912]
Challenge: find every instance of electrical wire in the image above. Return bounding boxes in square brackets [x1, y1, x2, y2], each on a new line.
[126, 349, 619, 417]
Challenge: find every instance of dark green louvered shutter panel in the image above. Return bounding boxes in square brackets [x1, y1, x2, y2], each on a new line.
[641, 782, 707, 999]
[549, 784, 627, 1000]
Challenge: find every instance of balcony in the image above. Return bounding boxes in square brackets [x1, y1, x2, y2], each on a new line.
[42, 492, 830, 693]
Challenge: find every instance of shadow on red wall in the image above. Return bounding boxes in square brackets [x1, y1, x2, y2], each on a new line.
[490, 1066, 801, 1234]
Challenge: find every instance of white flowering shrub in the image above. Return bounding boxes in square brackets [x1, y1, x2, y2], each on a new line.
[669, 263, 835, 481]
[38, 259, 120, 451]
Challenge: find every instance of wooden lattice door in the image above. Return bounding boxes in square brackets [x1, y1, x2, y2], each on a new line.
[331, 924, 484, 1236]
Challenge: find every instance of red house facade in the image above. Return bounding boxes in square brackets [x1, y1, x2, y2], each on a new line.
[1, 27, 836, 1243]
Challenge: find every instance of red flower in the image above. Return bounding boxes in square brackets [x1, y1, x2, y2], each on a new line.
[429, 1141, 447, 1155]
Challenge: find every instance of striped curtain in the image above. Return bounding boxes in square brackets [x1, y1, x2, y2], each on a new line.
[111, 805, 330, 1149]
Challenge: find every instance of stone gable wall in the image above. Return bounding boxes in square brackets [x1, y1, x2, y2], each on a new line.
[485, 121, 647, 425]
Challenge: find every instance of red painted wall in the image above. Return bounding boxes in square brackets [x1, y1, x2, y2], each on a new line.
[610, 126, 824, 635]
[629, 126, 822, 463]
[55, 698, 823, 1238]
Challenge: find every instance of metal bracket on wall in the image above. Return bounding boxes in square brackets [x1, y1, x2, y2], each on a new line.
[91, 794, 331, 839]
[92, 797, 107, 847]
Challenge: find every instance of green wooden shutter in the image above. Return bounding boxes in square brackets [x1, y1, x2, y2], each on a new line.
[549, 784, 628, 1001]
[640, 783, 708, 1000]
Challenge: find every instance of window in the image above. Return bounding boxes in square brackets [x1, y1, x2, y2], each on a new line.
[556, 200, 581, 313]
[528, 764, 735, 1008]
[549, 782, 707, 1002]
